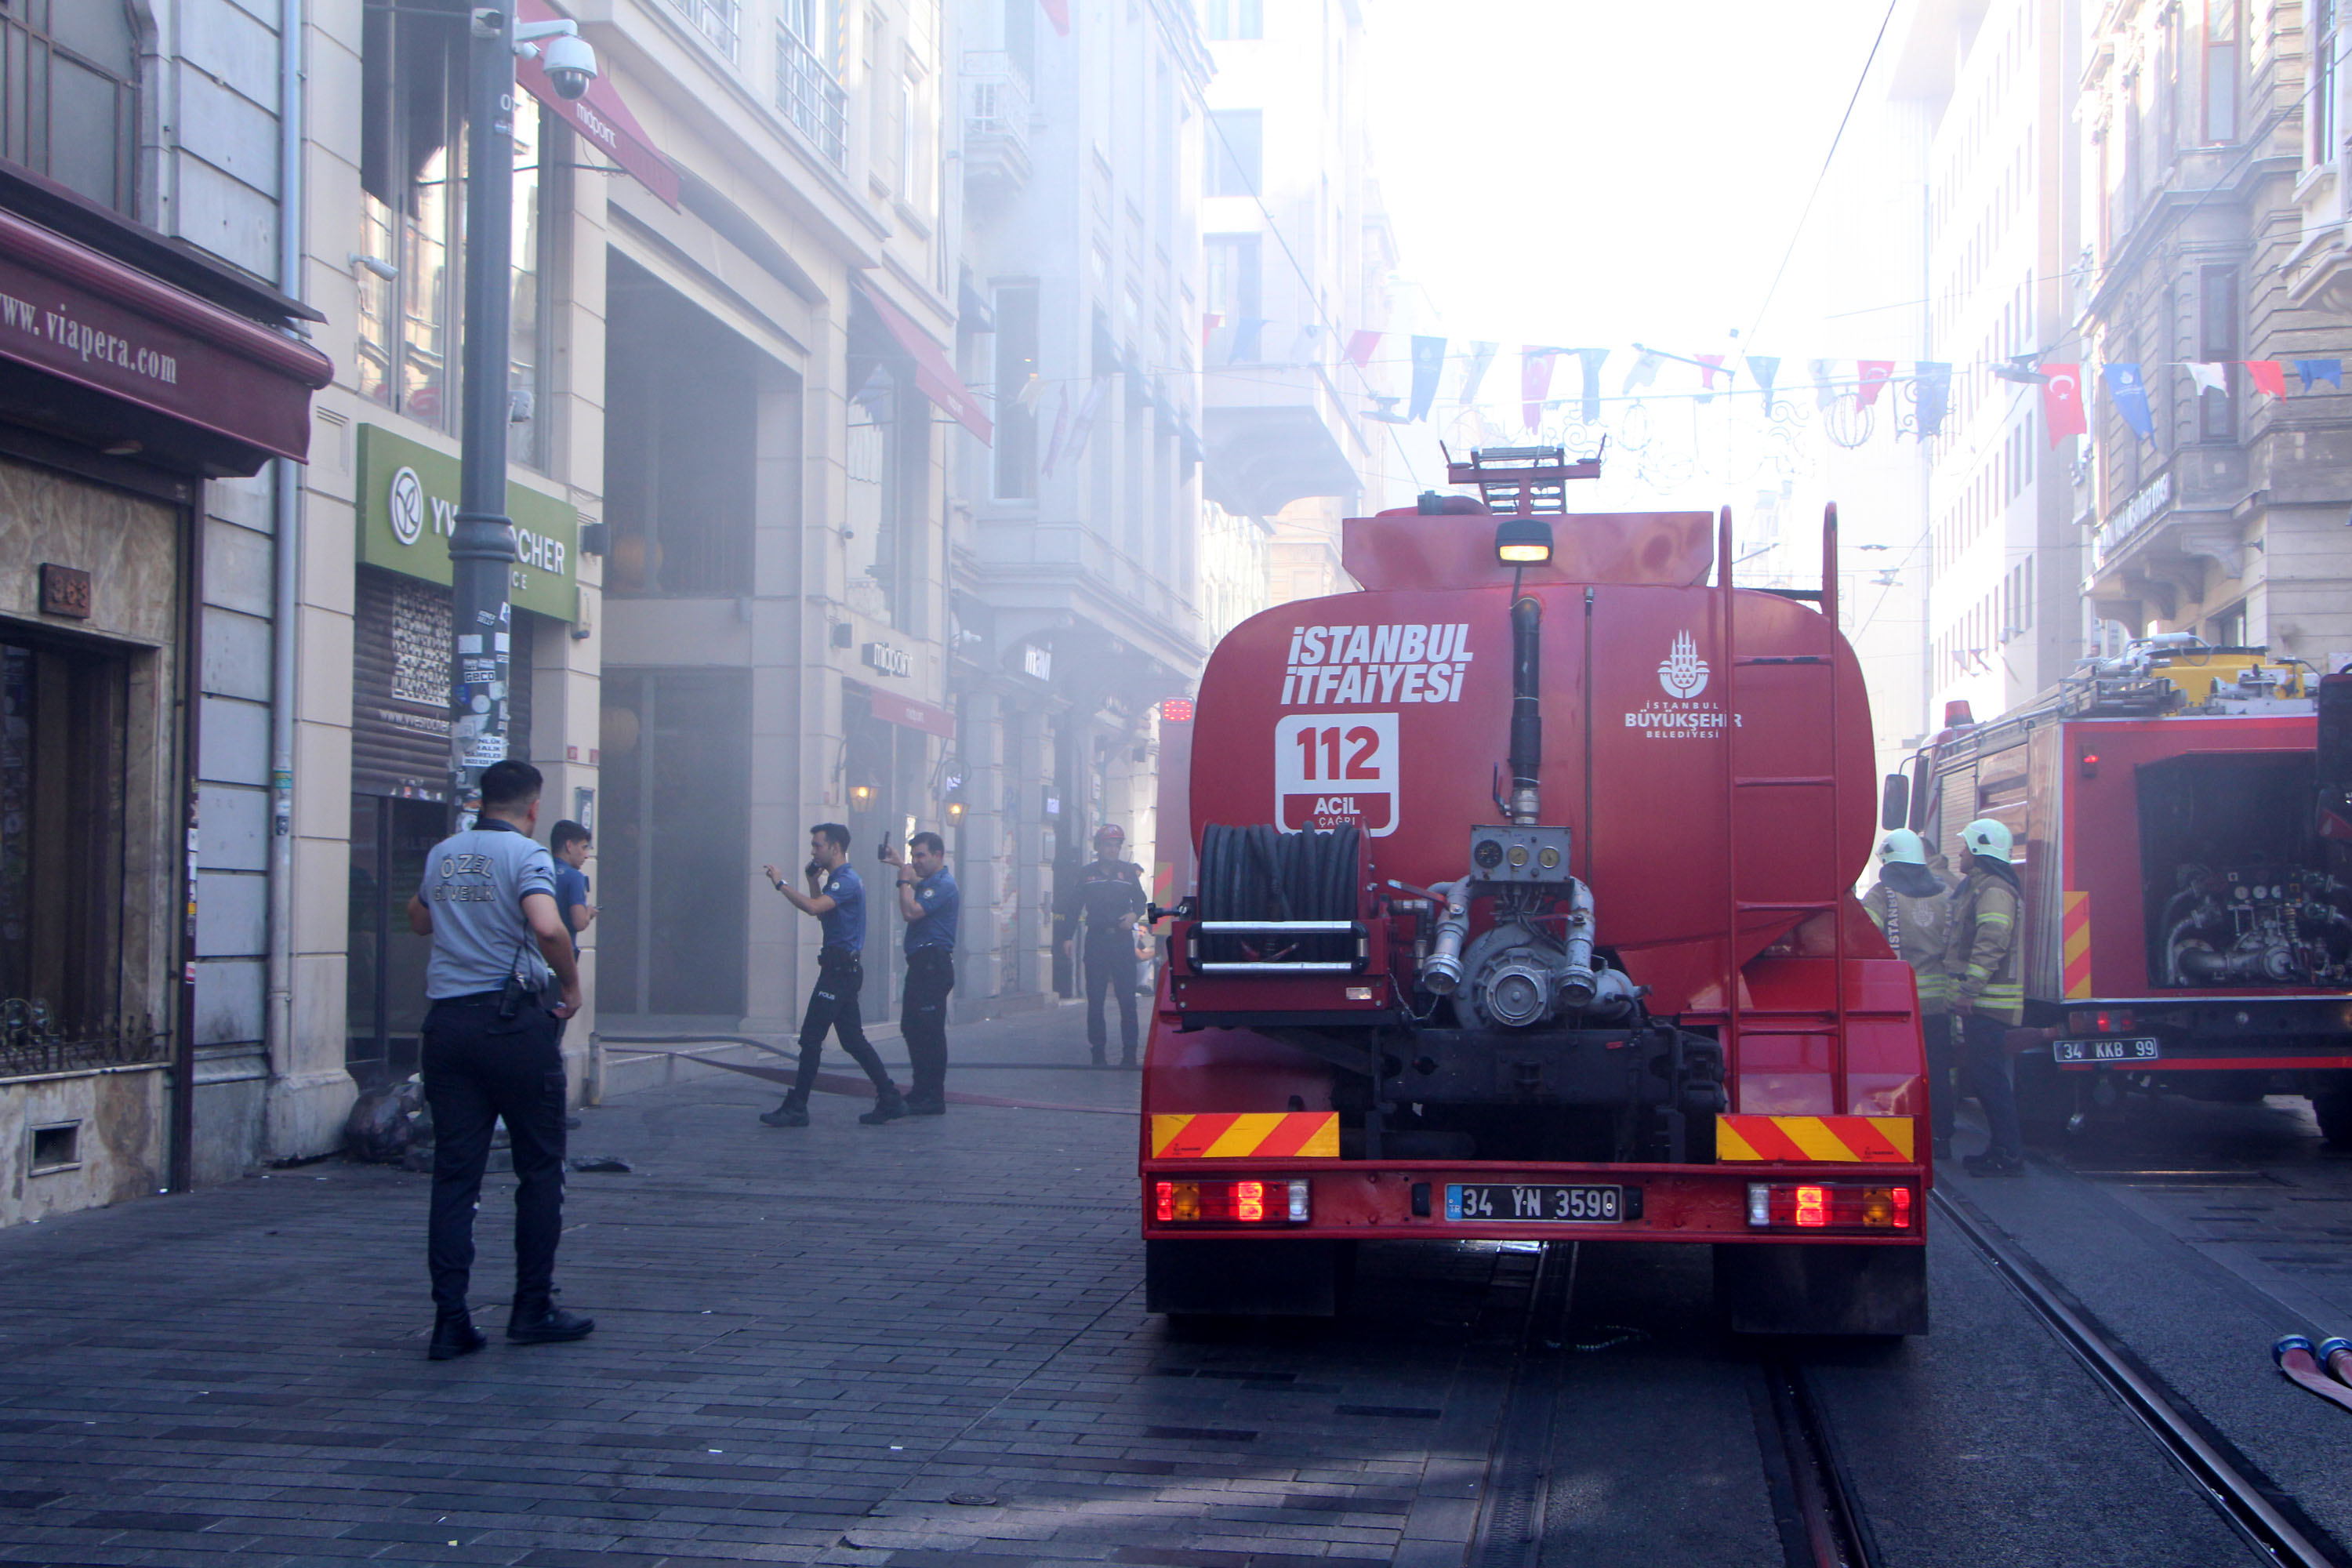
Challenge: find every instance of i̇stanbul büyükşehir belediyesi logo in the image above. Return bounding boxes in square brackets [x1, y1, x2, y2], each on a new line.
[1658, 630, 1709, 699]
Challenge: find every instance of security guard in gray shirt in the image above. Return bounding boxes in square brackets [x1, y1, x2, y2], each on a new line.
[406, 759, 592, 1361]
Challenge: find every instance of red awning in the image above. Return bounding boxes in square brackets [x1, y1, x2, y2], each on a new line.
[0, 206, 332, 468]
[517, 0, 681, 209]
[867, 689, 956, 739]
[854, 280, 992, 445]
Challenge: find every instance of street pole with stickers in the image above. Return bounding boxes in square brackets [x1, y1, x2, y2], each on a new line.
[448, 5, 597, 818]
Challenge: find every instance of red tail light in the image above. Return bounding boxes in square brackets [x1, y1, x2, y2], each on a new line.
[1154, 1178, 1310, 1225]
[1748, 1182, 1915, 1231]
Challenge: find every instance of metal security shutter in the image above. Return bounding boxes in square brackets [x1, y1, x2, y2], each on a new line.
[352, 568, 452, 800]
[352, 569, 538, 799]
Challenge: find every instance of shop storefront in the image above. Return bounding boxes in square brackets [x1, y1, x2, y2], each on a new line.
[0, 176, 330, 1225]
[342, 423, 579, 1085]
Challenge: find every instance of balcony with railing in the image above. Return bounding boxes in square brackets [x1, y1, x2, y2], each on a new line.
[670, 0, 741, 61]
[962, 52, 1033, 201]
[777, 25, 848, 169]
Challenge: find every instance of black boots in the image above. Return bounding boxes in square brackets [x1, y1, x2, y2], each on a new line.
[760, 1097, 810, 1127]
[1963, 1149, 2024, 1177]
[427, 1312, 487, 1361]
[507, 1300, 596, 1344]
[858, 1088, 909, 1125]
[902, 1091, 946, 1116]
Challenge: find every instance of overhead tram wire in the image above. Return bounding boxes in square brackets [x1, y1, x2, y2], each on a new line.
[1739, 0, 1904, 356]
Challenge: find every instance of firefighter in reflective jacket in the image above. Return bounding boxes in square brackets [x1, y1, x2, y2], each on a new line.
[1863, 828, 1958, 1158]
[1947, 818, 2026, 1177]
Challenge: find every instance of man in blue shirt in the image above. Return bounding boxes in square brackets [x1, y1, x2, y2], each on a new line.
[549, 819, 594, 956]
[760, 822, 905, 1126]
[882, 830, 957, 1115]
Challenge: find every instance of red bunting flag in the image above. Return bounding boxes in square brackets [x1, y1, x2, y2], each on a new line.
[1856, 360, 1894, 407]
[1201, 313, 1223, 347]
[1038, 0, 1070, 36]
[2041, 364, 2087, 445]
[1344, 330, 1381, 368]
[2244, 359, 2287, 398]
[1521, 347, 1559, 430]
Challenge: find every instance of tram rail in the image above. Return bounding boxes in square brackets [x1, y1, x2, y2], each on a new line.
[1932, 1187, 2348, 1568]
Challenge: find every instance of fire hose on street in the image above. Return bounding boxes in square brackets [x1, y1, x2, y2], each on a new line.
[2271, 1335, 2352, 1417]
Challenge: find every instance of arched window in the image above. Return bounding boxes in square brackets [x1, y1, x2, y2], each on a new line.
[1, 1, 141, 215]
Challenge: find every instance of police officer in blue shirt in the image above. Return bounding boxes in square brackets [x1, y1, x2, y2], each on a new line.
[405, 759, 591, 1360]
[881, 830, 957, 1115]
[760, 823, 906, 1127]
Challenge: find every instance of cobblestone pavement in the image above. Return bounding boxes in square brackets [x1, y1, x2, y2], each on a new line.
[0, 1006, 2303, 1568]
[0, 1007, 1527, 1568]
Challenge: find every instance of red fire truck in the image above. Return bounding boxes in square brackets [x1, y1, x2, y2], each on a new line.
[1893, 644, 2352, 1140]
[1140, 450, 1929, 1334]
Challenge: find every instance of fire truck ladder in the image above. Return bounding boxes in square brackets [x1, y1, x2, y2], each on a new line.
[1717, 503, 1851, 1116]
[1444, 443, 1603, 515]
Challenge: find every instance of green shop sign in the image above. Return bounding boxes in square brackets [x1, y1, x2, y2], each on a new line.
[355, 424, 579, 621]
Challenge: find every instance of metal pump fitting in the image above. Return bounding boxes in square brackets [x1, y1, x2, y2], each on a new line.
[1421, 880, 1471, 995]
[1558, 877, 1597, 1003]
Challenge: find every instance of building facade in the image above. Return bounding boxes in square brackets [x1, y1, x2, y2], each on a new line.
[0, 0, 332, 1221]
[1893, 0, 2089, 728]
[1197, 0, 1403, 614]
[2078, 0, 2352, 669]
[949, 0, 1212, 1007]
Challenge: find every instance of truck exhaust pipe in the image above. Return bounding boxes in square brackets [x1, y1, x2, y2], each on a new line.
[1508, 594, 1542, 826]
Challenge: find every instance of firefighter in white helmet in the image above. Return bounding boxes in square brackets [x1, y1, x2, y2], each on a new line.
[1863, 829, 1957, 1158]
[1947, 817, 2026, 1176]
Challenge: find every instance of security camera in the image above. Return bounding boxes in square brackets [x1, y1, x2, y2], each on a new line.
[541, 32, 598, 100]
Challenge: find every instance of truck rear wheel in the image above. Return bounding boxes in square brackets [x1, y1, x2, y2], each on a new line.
[1145, 1239, 1352, 1318]
[1714, 1243, 1928, 1337]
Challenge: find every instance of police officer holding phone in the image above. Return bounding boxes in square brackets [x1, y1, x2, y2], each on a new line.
[406, 759, 592, 1361]
[760, 823, 906, 1127]
[880, 830, 957, 1114]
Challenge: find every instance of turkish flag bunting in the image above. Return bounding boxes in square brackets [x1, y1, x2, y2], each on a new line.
[1521, 347, 1559, 430]
[1039, 0, 1071, 36]
[1856, 360, 1895, 407]
[1344, 330, 1381, 368]
[2041, 363, 2088, 445]
[2245, 359, 2287, 397]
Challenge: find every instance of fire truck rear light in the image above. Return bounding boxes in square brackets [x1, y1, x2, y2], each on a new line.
[1746, 1181, 1916, 1231]
[1153, 1178, 1308, 1225]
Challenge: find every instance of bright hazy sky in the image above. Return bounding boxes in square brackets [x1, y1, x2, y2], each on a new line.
[1363, 0, 1901, 358]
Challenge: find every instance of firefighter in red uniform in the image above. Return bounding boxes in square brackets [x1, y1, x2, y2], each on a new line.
[1949, 818, 2027, 1176]
[1069, 824, 1148, 1067]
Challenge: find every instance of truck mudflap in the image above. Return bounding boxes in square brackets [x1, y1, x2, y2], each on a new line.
[1138, 1155, 1930, 1245]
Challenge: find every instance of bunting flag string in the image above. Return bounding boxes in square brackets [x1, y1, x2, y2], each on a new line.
[1457, 341, 1498, 408]
[1521, 346, 1559, 431]
[2041, 365, 2086, 445]
[1227, 318, 1268, 365]
[2297, 358, 2343, 392]
[1576, 347, 1609, 421]
[2245, 359, 2286, 398]
[2185, 361, 2227, 396]
[1408, 336, 1446, 422]
[2101, 362, 2154, 442]
[1747, 354, 1780, 405]
[1695, 353, 1726, 403]
[1343, 330, 1381, 368]
[1855, 361, 1894, 408]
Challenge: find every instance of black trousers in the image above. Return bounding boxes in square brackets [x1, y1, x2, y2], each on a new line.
[1962, 1009, 2024, 1158]
[792, 948, 895, 1102]
[1084, 938, 1139, 1058]
[902, 947, 954, 1101]
[422, 993, 568, 1319]
[1922, 1011, 1957, 1146]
